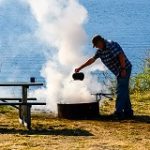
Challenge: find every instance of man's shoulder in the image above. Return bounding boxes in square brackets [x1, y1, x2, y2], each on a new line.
[93, 49, 102, 59]
[95, 49, 101, 53]
[106, 39, 113, 43]
[106, 39, 117, 46]
[105, 39, 122, 50]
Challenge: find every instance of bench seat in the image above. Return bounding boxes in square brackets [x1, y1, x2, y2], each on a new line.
[0, 102, 46, 105]
[0, 98, 37, 101]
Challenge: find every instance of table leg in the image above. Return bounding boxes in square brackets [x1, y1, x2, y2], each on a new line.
[19, 99, 22, 124]
[19, 85, 31, 129]
[96, 95, 98, 101]
[26, 105, 31, 130]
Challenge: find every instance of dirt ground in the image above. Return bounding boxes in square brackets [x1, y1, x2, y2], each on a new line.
[0, 93, 150, 150]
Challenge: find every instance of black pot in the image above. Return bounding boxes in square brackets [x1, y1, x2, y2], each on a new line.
[72, 72, 84, 80]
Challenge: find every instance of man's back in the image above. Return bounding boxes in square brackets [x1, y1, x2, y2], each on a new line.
[93, 40, 132, 76]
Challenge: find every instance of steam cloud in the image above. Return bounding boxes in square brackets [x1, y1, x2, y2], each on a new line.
[27, 0, 103, 114]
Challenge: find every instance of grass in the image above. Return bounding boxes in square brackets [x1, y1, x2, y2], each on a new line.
[0, 91, 150, 150]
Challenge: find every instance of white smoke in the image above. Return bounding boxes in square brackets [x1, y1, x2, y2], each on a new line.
[27, 0, 103, 114]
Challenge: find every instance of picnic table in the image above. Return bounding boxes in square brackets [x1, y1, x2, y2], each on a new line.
[0, 82, 46, 130]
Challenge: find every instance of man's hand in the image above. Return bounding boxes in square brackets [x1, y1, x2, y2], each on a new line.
[120, 69, 126, 78]
[75, 68, 80, 73]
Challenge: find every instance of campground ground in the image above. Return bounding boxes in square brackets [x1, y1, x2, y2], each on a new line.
[0, 92, 150, 150]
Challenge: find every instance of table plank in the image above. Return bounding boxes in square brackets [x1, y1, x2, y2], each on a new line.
[0, 82, 44, 86]
[0, 98, 37, 100]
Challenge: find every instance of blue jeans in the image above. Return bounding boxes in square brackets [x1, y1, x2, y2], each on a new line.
[116, 67, 133, 114]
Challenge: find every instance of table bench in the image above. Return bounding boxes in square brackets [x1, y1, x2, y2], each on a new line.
[0, 82, 46, 130]
[0, 98, 37, 109]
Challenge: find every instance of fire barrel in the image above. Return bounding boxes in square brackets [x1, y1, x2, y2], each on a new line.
[57, 101, 99, 119]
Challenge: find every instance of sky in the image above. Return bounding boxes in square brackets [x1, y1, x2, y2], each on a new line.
[0, 0, 48, 81]
[0, 0, 150, 82]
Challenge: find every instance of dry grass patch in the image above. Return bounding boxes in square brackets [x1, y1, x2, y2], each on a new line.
[0, 91, 150, 150]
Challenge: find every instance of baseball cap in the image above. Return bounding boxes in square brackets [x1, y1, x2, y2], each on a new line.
[92, 35, 103, 48]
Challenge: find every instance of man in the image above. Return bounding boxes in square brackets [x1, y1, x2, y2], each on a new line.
[75, 35, 133, 120]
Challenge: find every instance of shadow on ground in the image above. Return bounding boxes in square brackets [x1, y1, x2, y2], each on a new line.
[60, 115, 150, 124]
[0, 127, 93, 136]
[0, 115, 149, 136]
[93, 115, 150, 123]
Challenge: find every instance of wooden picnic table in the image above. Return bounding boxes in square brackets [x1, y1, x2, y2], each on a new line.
[0, 82, 46, 130]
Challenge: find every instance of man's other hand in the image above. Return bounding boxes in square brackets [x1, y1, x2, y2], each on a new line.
[75, 68, 80, 73]
[121, 69, 127, 78]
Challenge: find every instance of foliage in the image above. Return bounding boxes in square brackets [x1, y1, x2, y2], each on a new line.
[131, 54, 150, 94]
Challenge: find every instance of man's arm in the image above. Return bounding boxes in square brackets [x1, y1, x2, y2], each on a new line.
[118, 53, 126, 77]
[75, 57, 96, 73]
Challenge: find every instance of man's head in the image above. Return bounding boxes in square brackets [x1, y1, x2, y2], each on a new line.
[92, 35, 105, 49]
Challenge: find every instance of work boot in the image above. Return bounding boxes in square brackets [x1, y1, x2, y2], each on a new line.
[110, 111, 125, 120]
[124, 111, 134, 120]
